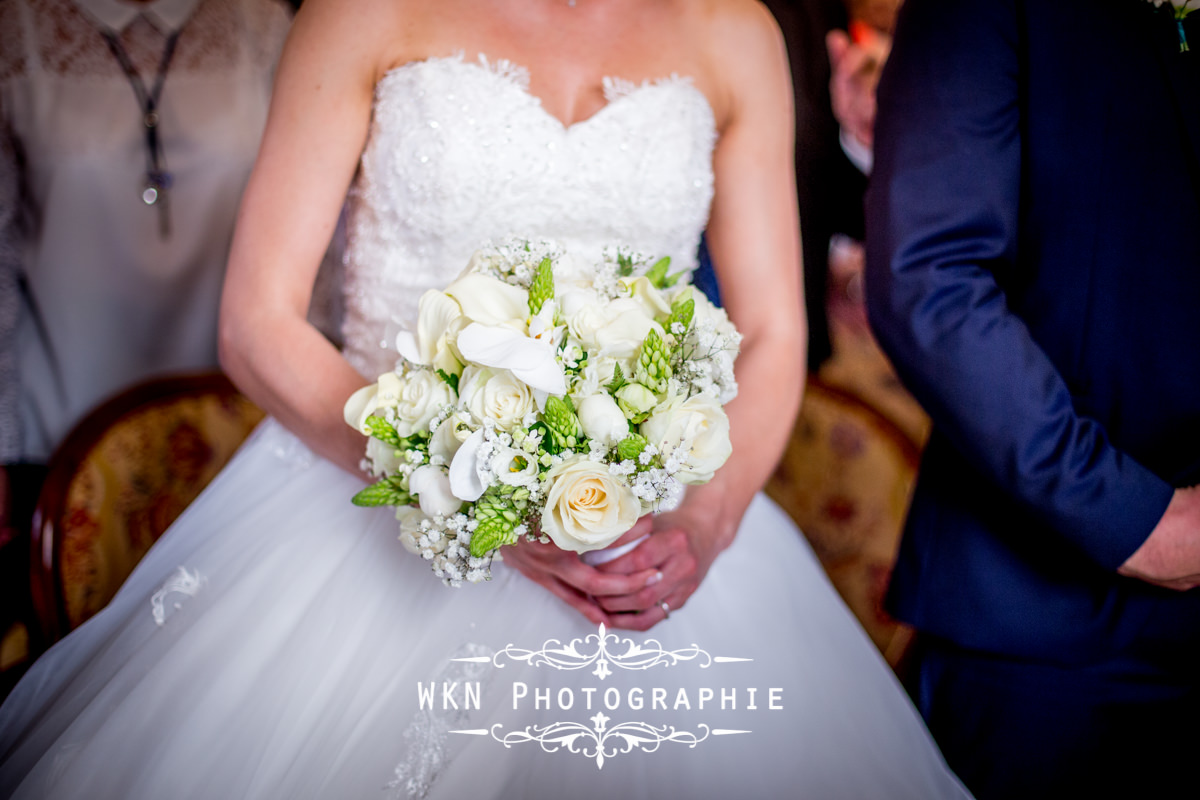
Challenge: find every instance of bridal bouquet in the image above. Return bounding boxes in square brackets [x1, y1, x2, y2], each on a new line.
[344, 239, 741, 585]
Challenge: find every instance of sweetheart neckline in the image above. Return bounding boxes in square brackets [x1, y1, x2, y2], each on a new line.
[375, 53, 715, 135]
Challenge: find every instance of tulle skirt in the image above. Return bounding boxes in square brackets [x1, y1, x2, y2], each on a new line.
[0, 420, 969, 799]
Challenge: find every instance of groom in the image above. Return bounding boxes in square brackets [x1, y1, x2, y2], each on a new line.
[865, 0, 1200, 796]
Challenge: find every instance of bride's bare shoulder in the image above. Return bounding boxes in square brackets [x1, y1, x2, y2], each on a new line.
[683, 0, 789, 128]
[695, 0, 786, 74]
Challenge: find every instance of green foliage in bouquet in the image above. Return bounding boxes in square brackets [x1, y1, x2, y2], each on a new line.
[351, 420, 430, 506]
[644, 255, 687, 289]
[635, 328, 672, 394]
[352, 475, 412, 508]
[542, 395, 584, 453]
[528, 256, 555, 315]
[469, 483, 533, 557]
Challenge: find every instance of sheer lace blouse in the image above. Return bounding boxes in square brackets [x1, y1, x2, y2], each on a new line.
[0, 0, 290, 462]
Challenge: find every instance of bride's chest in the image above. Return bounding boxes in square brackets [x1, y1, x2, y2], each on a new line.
[355, 56, 716, 237]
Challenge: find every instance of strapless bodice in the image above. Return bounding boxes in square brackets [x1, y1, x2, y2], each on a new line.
[340, 54, 717, 377]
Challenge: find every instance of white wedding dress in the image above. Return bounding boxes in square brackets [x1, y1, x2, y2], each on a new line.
[0, 56, 969, 800]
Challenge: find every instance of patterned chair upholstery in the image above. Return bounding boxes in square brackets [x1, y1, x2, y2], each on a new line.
[29, 372, 264, 644]
[766, 377, 922, 674]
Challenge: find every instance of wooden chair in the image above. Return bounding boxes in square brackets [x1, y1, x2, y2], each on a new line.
[28, 372, 264, 646]
[766, 376, 924, 676]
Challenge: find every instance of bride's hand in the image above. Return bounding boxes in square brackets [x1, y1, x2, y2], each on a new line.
[591, 491, 740, 631]
[501, 517, 661, 627]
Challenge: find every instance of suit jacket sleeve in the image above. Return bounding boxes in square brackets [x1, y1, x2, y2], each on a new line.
[864, 0, 1174, 571]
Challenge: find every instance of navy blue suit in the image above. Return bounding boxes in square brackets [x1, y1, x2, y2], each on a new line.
[866, 0, 1200, 795]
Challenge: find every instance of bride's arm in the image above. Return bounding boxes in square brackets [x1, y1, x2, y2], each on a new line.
[592, 4, 807, 627]
[685, 1, 806, 547]
[219, 0, 399, 475]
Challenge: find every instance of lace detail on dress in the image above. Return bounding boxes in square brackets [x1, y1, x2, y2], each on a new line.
[340, 55, 717, 379]
[388, 642, 495, 800]
[150, 566, 206, 626]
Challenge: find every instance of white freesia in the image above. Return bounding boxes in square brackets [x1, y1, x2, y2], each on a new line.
[343, 372, 404, 434]
[490, 446, 539, 487]
[429, 412, 476, 464]
[458, 366, 537, 431]
[576, 393, 629, 445]
[390, 371, 456, 437]
[456, 323, 567, 395]
[448, 428, 488, 502]
[445, 273, 528, 326]
[540, 457, 642, 553]
[641, 395, 733, 484]
[408, 465, 462, 517]
[395, 506, 431, 554]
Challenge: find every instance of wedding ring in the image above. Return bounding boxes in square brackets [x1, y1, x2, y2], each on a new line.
[658, 601, 670, 620]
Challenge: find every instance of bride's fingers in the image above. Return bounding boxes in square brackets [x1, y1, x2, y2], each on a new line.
[553, 556, 661, 599]
[594, 528, 695, 577]
[594, 550, 692, 614]
[503, 540, 658, 598]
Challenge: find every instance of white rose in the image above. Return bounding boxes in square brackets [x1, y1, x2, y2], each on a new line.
[343, 372, 405, 434]
[429, 412, 476, 464]
[445, 273, 529, 327]
[392, 371, 456, 437]
[458, 366, 536, 430]
[408, 465, 462, 518]
[640, 396, 733, 484]
[540, 457, 641, 553]
[395, 506, 430, 554]
[576, 393, 629, 446]
[569, 298, 661, 360]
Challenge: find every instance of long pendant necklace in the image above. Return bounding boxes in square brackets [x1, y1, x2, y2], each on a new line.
[102, 28, 181, 239]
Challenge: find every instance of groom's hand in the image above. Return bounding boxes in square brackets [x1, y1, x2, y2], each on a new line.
[1119, 486, 1200, 590]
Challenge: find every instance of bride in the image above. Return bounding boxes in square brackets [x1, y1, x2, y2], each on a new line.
[0, 0, 969, 797]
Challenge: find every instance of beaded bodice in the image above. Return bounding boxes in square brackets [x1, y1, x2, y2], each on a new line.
[340, 55, 717, 378]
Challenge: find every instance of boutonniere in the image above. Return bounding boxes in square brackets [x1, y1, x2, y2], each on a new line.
[1148, 0, 1198, 52]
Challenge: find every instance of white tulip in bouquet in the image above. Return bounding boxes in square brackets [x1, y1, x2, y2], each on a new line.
[344, 239, 742, 585]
